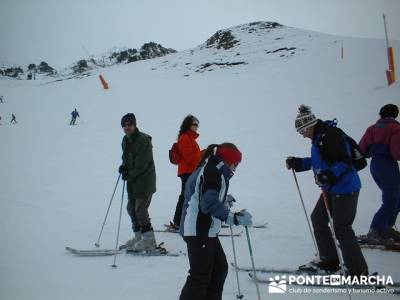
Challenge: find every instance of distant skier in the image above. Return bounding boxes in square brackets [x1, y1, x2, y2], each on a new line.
[70, 108, 80, 125]
[359, 104, 400, 244]
[169, 115, 202, 230]
[0, 96, 4, 103]
[286, 105, 368, 276]
[179, 143, 252, 300]
[119, 113, 158, 252]
[10, 113, 17, 124]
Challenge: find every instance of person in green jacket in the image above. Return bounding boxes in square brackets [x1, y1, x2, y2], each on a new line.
[119, 113, 157, 252]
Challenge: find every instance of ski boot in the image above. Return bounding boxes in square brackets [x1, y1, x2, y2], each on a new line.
[131, 230, 157, 253]
[298, 258, 340, 274]
[367, 229, 396, 246]
[385, 228, 400, 243]
[120, 231, 142, 250]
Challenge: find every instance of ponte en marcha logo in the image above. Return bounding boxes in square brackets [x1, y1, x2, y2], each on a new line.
[267, 274, 395, 294]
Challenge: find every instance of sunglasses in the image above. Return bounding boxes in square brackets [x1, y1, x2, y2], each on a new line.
[298, 128, 306, 135]
[123, 122, 135, 128]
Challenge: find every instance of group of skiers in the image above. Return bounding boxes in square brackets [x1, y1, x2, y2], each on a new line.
[287, 104, 399, 278]
[0, 96, 18, 125]
[1, 108, 82, 126]
[116, 103, 399, 300]
[117, 113, 249, 299]
[1, 102, 79, 127]
[0, 113, 17, 125]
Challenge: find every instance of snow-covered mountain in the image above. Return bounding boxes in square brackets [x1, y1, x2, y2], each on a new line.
[0, 42, 176, 80]
[0, 21, 399, 300]
[57, 42, 177, 79]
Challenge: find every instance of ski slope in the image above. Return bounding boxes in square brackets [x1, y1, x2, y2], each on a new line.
[0, 22, 399, 299]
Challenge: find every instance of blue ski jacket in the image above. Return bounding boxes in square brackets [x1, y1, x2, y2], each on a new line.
[298, 120, 361, 194]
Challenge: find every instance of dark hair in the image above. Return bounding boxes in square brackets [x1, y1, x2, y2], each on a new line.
[178, 114, 199, 138]
[379, 104, 398, 119]
[198, 142, 239, 167]
[121, 113, 136, 127]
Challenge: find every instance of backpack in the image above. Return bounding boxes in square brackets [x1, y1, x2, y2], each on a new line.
[169, 142, 181, 165]
[341, 131, 367, 171]
[323, 119, 367, 171]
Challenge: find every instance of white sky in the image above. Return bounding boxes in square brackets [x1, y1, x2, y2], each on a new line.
[1, 0, 399, 68]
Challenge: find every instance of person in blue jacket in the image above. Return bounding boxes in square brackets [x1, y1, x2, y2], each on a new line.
[286, 105, 368, 276]
[70, 108, 80, 125]
[179, 143, 252, 300]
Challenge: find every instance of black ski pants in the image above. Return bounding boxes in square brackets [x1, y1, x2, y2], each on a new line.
[173, 173, 191, 226]
[179, 237, 228, 300]
[311, 191, 368, 275]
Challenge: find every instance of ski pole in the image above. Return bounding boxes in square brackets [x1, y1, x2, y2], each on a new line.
[95, 173, 121, 247]
[292, 170, 319, 257]
[112, 180, 125, 268]
[245, 226, 262, 300]
[230, 225, 243, 299]
[321, 190, 352, 300]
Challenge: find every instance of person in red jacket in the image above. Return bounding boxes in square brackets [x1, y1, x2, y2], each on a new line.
[170, 115, 202, 229]
[359, 104, 400, 244]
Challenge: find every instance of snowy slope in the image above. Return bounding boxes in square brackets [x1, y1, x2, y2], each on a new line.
[0, 22, 399, 300]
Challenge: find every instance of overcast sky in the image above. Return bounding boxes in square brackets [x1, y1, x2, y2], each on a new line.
[1, 0, 399, 68]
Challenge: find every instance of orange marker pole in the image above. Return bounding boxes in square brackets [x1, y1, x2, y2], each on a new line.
[383, 14, 395, 85]
[386, 70, 394, 86]
[99, 74, 109, 89]
[388, 47, 396, 82]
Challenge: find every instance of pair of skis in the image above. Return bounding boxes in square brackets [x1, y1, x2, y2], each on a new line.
[222, 221, 268, 229]
[65, 242, 182, 257]
[357, 235, 400, 252]
[66, 221, 268, 257]
[155, 221, 268, 237]
[154, 224, 242, 237]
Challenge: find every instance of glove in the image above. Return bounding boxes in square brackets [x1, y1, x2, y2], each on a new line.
[235, 210, 253, 226]
[315, 170, 337, 186]
[225, 194, 236, 208]
[118, 165, 127, 174]
[226, 209, 253, 226]
[286, 156, 302, 171]
[118, 165, 129, 181]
